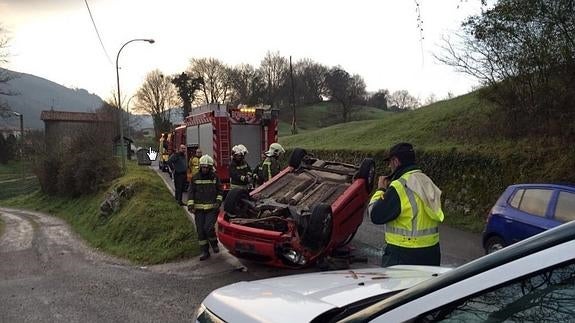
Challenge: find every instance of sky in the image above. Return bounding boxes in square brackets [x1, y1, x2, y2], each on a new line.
[1, 0, 484, 104]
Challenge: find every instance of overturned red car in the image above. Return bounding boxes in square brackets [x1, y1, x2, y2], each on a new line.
[217, 148, 375, 268]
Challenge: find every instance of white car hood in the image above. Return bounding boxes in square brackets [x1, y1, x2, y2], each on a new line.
[201, 265, 450, 323]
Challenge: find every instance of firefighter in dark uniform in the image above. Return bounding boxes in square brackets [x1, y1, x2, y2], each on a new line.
[187, 155, 223, 261]
[260, 142, 285, 183]
[229, 144, 252, 189]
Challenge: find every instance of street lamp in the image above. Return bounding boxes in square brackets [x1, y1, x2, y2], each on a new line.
[116, 38, 155, 173]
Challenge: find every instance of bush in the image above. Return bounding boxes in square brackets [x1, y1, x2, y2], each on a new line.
[35, 126, 120, 197]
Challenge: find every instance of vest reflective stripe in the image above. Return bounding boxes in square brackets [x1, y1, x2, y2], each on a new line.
[194, 179, 217, 184]
[230, 183, 248, 189]
[236, 164, 248, 170]
[263, 160, 272, 180]
[385, 170, 441, 248]
[398, 177, 419, 236]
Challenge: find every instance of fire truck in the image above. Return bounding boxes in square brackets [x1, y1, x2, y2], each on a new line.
[166, 104, 279, 190]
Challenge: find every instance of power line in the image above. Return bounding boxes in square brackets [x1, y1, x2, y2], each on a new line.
[83, 0, 113, 65]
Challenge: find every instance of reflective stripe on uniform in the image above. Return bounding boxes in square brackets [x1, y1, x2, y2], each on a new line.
[398, 178, 419, 236]
[385, 226, 439, 237]
[236, 164, 248, 170]
[187, 200, 194, 206]
[230, 184, 248, 189]
[195, 203, 218, 210]
[216, 195, 223, 202]
[194, 179, 217, 184]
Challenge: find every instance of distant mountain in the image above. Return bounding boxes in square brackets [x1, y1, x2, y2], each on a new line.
[0, 68, 104, 129]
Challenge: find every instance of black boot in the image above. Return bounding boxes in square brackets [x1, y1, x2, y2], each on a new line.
[210, 241, 220, 254]
[199, 245, 210, 261]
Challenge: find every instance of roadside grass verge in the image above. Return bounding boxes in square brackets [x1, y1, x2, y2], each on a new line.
[0, 162, 199, 264]
[0, 216, 4, 238]
[0, 161, 34, 181]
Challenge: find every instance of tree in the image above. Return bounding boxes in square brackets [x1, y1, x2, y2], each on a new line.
[0, 24, 15, 111]
[367, 89, 390, 110]
[133, 70, 178, 139]
[187, 58, 230, 105]
[171, 72, 203, 119]
[325, 66, 367, 122]
[424, 93, 438, 106]
[436, 0, 575, 138]
[293, 58, 328, 105]
[388, 90, 421, 110]
[227, 64, 266, 106]
[259, 51, 288, 108]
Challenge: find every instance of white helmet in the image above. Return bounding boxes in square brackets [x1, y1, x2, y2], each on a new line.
[232, 144, 248, 156]
[199, 155, 214, 166]
[266, 143, 285, 157]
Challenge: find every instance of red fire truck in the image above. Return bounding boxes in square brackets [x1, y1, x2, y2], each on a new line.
[167, 104, 279, 190]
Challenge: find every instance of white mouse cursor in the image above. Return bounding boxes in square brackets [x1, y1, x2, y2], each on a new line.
[147, 147, 158, 161]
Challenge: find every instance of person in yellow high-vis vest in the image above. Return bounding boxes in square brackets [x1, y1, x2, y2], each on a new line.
[187, 148, 202, 187]
[369, 143, 444, 267]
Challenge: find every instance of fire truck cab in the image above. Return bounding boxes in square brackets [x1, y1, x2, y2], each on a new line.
[171, 104, 279, 191]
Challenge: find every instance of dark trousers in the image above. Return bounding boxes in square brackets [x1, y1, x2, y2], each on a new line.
[381, 243, 441, 267]
[194, 209, 218, 247]
[174, 172, 187, 203]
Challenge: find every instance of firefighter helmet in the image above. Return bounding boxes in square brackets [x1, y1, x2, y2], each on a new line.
[266, 143, 285, 157]
[232, 144, 248, 156]
[199, 155, 214, 166]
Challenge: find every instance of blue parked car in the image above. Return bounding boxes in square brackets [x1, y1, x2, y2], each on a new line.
[483, 183, 575, 254]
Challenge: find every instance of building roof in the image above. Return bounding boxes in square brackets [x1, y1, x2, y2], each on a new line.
[40, 110, 114, 123]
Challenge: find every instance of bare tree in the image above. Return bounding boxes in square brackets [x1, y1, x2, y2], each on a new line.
[388, 90, 420, 110]
[133, 70, 178, 139]
[227, 64, 265, 106]
[424, 93, 437, 106]
[187, 58, 230, 105]
[0, 24, 15, 111]
[259, 51, 288, 108]
[325, 66, 367, 122]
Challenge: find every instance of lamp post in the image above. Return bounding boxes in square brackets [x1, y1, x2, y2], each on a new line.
[116, 38, 155, 172]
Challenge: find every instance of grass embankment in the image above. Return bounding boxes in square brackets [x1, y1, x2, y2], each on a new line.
[1, 162, 198, 264]
[278, 102, 393, 136]
[279, 92, 575, 232]
[0, 161, 39, 200]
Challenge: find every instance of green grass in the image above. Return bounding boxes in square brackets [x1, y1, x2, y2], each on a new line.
[0, 161, 199, 264]
[0, 161, 34, 181]
[278, 102, 394, 136]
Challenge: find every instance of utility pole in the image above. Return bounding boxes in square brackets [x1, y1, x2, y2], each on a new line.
[289, 56, 297, 135]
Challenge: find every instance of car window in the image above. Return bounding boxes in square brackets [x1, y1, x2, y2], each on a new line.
[417, 260, 575, 322]
[508, 189, 524, 208]
[518, 189, 552, 217]
[555, 191, 575, 222]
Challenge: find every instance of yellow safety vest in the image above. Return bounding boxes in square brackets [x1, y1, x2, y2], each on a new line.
[385, 170, 444, 248]
[187, 156, 200, 181]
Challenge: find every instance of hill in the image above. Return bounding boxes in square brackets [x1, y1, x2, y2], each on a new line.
[0, 68, 104, 129]
[278, 102, 394, 136]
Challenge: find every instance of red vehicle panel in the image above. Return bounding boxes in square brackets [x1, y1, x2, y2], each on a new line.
[217, 149, 376, 268]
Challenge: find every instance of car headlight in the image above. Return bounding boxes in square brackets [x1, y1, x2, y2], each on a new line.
[195, 304, 226, 323]
[282, 249, 307, 265]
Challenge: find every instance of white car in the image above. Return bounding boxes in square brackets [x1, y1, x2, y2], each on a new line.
[197, 220, 575, 322]
[196, 266, 451, 323]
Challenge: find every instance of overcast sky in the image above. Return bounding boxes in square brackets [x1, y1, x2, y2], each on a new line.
[2, 0, 484, 104]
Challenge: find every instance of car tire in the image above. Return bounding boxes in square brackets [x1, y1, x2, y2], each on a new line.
[224, 188, 250, 216]
[485, 235, 506, 254]
[288, 148, 308, 168]
[358, 158, 376, 192]
[303, 204, 333, 250]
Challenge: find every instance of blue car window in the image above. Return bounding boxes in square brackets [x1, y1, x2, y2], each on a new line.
[509, 189, 525, 208]
[518, 189, 552, 217]
[555, 191, 575, 222]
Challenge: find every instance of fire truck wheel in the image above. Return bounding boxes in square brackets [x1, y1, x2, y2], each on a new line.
[224, 188, 250, 216]
[289, 148, 308, 168]
[358, 158, 376, 193]
[303, 204, 332, 251]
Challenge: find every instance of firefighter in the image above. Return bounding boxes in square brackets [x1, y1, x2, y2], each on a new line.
[368, 143, 444, 267]
[258, 142, 285, 183]
[229, 144, 252, 189]
[187, 155, 223, 261]
[187, 148, 202, 188]
[168, 144, 188, 205]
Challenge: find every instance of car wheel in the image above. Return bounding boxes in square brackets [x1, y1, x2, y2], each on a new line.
[358, 158, 376, 192]
[288, 148, 308, 168]
[485, 236, 505, 254]
[223, 188, 250, 216]
[303, 204, 333, 250]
